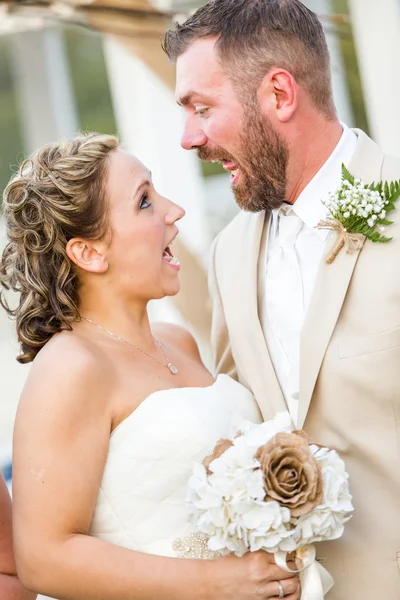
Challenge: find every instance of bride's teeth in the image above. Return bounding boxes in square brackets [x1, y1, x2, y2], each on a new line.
[163, 248, 180, 266]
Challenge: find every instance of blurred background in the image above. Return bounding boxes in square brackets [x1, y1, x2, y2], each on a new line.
[0, 3, 399, 594]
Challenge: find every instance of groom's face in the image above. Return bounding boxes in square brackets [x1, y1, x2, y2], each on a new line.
[176, 37, 288, 213]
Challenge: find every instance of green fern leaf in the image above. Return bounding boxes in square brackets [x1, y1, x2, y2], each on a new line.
[341, 164, 354, 185]
[388, 180, 400, 204]
[375, 235, 393, 243]
[384, 181, 390, 198]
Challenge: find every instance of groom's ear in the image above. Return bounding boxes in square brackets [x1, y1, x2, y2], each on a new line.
[257, 69, 298, 123]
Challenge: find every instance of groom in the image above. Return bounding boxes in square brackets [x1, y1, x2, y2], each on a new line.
[164, 0, 400, 598]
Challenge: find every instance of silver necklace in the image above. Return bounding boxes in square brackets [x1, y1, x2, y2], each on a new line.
[82, 317, 179, 375]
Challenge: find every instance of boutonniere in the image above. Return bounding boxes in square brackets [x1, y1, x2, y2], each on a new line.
[317, 165, 400, 264]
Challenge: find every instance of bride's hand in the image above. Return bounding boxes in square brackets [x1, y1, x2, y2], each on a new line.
[206, 551, 300, 600]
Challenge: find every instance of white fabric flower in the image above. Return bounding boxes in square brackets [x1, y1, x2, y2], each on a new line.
[186, 422, 353, 557]
[291, 446, 354, 546]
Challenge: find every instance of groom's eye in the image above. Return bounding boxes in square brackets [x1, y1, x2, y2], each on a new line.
[194, 107, 209, 117]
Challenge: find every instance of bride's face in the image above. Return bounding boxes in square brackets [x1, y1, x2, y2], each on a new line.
[103, 150, 185, 302]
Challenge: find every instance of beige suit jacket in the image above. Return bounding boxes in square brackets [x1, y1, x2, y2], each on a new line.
[209, 130, 400, 599]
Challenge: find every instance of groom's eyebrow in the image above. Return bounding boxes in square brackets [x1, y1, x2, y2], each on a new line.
[177, 91, 212, 107]
[177, 92, 195, 107]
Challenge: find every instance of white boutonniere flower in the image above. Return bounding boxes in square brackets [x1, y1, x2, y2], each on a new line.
[317, 165, 400, 263]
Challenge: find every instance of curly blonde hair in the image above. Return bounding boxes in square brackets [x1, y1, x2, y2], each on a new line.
[0, 132, 119, 363]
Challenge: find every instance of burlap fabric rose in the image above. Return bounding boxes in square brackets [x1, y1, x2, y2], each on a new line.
[203, 438, 233, 474]
[256, 430, 323, 517]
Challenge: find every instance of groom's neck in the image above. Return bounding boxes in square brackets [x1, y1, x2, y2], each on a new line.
[284, 117, 343, 205]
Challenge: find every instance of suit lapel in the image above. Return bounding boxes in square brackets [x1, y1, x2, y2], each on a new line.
[298, 235, 365, 427]
[229, 211, 286, 421]
[298, 130, 385, 427]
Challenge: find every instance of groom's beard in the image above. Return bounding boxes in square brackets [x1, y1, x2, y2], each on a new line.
[197, 105, 288, 214]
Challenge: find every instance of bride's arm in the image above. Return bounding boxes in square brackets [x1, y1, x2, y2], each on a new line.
[12, 338, 202, 600]
[0, 475, 37, 600]
[12, 337, 299, 600]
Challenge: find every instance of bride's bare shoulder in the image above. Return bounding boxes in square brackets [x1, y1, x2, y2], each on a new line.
[33, 328, 111, 369]
[21, 330, 115, 412]
[152, 322, 202, 363]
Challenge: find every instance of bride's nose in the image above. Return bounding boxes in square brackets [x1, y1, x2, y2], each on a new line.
[165, 200, 185, 224]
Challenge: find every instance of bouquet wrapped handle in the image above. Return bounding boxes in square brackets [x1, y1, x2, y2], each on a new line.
[275, 546, 334, 600]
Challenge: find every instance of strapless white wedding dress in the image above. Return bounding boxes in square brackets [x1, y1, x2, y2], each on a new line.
[89, 375, 262, 557]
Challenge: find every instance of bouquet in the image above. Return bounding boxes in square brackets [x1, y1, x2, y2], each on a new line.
[176, 413, 354, 599]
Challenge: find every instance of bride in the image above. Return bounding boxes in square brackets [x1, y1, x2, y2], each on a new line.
[0, 133, 299, 600]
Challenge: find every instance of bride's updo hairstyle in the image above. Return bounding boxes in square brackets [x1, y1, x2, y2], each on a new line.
[0, 132, 119, 364]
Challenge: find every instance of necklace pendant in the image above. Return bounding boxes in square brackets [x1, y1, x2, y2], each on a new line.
[168, 363, 178, 375]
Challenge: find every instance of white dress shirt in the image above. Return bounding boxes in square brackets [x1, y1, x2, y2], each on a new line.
[262, 124, 357, 425]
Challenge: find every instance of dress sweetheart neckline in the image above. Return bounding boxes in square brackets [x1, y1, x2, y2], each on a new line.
[110, 374, 233, 438]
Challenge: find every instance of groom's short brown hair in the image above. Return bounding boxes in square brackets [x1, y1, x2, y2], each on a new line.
[163, 0, 335, 118]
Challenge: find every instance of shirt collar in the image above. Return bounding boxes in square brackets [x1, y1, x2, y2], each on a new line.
[272, 124, 358, 240]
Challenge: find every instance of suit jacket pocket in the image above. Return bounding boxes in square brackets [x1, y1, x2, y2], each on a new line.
[339, 326, 400, 358]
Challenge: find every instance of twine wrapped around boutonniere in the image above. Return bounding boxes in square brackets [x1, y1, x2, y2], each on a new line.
[317, 218, 365, 264]
[317, 165, 400, 264]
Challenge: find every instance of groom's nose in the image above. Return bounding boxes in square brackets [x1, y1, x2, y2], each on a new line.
[181, 125, 208, 150]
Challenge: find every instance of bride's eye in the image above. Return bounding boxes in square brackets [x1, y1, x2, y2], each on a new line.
[139, 193, 151, 210]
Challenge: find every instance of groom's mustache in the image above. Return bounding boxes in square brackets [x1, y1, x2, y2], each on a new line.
[196, 146, 237, 165]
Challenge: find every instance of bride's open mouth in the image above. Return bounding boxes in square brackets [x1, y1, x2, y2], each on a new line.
[163, 242, 180, 270]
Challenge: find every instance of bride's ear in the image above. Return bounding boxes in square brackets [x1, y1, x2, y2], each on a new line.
[66, 238, 108, 274]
